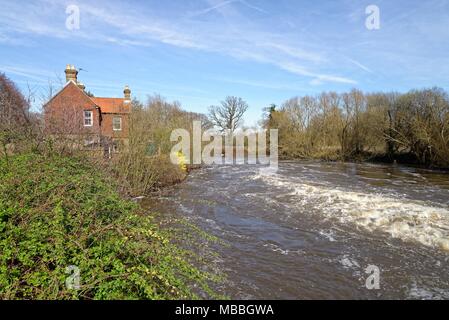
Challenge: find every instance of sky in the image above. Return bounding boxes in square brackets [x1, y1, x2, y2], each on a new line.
[1, 0, 449, 126]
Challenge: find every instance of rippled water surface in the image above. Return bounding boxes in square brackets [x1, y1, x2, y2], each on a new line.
[143, 161, 449, 299]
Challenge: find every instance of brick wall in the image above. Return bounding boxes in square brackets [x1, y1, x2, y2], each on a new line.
[44, 82, 101, 138]
[100, 113, 129, 140]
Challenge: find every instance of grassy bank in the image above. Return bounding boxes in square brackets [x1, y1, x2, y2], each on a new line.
[0, 152, 220, 299]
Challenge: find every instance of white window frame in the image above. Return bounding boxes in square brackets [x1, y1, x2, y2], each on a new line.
[84, 111, 93, 127]
[113, 116, 122, 131]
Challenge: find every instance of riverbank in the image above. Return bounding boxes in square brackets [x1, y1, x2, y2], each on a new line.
[0, 151, 221, 299]
[279, 151, 449, 171]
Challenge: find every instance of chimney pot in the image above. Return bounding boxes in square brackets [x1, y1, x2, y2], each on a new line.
[124, 85, 131, 101]
[65, 64, 78, 83]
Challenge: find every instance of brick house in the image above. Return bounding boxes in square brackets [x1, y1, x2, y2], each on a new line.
[44, 65, 131, 154]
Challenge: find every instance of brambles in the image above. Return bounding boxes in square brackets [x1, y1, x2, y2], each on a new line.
[0, 75, 223, 300]
[0, 152, 221, 299]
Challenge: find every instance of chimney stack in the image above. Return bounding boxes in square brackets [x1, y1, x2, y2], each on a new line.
[65, 64, 78, 83]
[124, 85, 131, 102]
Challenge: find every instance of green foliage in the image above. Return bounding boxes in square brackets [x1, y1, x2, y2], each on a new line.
[0, 152, 221, 299]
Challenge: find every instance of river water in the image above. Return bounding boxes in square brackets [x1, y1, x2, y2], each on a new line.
[143, 161, 449, 299]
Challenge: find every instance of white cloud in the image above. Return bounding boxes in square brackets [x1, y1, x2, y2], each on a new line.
[0, 0, 357, 85]
[188, 0, 239, 18]
[213, 76, 309, 90]
[346, 58, 373, 74]
[0, 65, 56, 83]
[278, 62, 357, 85]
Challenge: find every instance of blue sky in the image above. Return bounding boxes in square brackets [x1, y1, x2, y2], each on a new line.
[1, 0, 449, 126]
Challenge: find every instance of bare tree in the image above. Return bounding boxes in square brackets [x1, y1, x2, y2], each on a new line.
[0, 73, 30, 129]
[208, 96, 248, 132]
[0, 73, 33, 157]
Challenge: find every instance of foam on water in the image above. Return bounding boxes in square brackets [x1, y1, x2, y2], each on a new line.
[263, 243, 290, 255]
[339, 254, 361, 269]
[255, 170, 449, 252]
[319, 229, 337, 242]
[408, 281, 449, 299]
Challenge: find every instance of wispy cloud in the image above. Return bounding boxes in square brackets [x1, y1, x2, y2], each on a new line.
[240, 0, 268, 14]
[278, 62, 356, 85]
[188, 0, 267, 18]
[346, 57, 373, 74]
[213, 76, 309, 90]
[0, 0, 365, 85]
[261, 42, 326, 64]
[189, 0, 239, 18]
[0, 65, 57, 83]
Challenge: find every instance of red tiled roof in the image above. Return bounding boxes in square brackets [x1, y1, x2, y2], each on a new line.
[91, 97, 130, 114]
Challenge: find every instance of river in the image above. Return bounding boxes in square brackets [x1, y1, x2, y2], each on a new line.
[142, 161, 449, 299]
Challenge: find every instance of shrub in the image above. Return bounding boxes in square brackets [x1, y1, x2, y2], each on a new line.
[0, 152, 221, 299]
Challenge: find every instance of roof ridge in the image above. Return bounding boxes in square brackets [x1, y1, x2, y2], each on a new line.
[91, 96, 131, 114]
[92, 97, 125, 99]
[44, 80, 94, 107]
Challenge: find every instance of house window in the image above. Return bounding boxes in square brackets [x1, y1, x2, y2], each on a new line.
[84, 111, 93, 126]
[113, 117, 122, 131]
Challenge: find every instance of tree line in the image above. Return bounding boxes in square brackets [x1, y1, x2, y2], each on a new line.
[262, 88, 449, 168]
[2, 71, 448, 169]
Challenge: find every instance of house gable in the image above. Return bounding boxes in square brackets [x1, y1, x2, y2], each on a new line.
[44, 81, 101, 136]
[43, 65, 131, 146]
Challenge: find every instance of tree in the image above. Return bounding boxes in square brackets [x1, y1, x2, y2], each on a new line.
[261, 104, 277, 129]
[0, 73, 30, 130]
[0, 73, 32, 157]
[260, 87, 449, 167]
[208, 96, 248, 132]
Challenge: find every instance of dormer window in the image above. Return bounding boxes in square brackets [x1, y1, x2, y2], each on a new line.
[84, 111, 93, 126]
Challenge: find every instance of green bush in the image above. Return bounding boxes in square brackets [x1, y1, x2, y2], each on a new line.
[0, 152, 220, 299]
